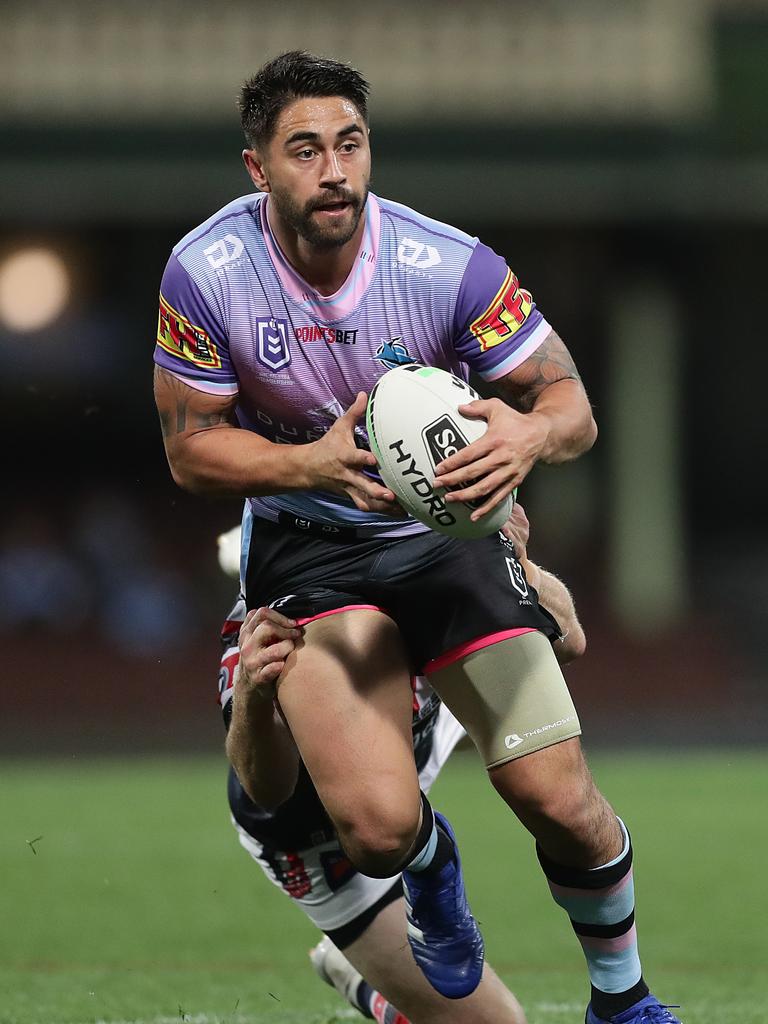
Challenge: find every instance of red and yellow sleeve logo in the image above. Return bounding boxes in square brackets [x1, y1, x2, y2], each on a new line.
[156, 294, 221, 368]
[469, 268, 534, 352]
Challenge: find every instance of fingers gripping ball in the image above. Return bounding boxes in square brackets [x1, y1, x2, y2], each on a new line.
[366, 365, 513, 538]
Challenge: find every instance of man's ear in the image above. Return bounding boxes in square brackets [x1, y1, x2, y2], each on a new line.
[243, 150, 270, 192]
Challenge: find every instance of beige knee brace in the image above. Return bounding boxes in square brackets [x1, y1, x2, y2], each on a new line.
[427, 631, 581, 769]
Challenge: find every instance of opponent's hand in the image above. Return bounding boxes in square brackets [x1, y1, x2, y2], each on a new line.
[501, 501, 531, 555]
[238, 607, 304, 702]
[433, 399, 549, 521]
[306, 392, 399, 514]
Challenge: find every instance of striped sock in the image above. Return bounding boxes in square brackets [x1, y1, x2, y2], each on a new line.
[537, 818, 649, 1018]
[356, 981, 411, 1023]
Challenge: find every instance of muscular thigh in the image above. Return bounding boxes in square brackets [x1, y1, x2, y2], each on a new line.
[276, 609, 418, 831]
[427, 630, 581, 769]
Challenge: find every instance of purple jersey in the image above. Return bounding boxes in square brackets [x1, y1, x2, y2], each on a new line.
[154, 192, 551, 532]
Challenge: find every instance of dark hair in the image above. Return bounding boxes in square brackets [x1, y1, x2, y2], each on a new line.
[239, 50, 370, 148]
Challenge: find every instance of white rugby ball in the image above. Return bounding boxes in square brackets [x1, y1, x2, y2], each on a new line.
[366, 364, 513, 539]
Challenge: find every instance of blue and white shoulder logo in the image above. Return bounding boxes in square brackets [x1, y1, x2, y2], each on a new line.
[373, 338, 418, 370]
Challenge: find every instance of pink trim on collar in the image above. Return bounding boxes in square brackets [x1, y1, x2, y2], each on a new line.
[260, 194, 380, 322]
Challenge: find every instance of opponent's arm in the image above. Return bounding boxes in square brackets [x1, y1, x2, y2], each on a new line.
[225, 607, 303, 809]
[502, 503, 586, 665]
[154, 367, 395, 511]
[521, 561, 586, 665]
[434, 330, 597, 519]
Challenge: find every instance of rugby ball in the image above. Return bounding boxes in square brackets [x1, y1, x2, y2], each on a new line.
[366, 364, 513, 539]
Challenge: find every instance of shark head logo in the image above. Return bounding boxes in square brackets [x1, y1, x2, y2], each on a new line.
[373, 338, 417, 370]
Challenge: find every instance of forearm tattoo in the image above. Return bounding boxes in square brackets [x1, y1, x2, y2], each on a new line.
[154, 366, 233, 439]
[496, 330, 582, 412]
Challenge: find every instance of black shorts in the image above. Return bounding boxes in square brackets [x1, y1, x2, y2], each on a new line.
[245, 515, 560, 674]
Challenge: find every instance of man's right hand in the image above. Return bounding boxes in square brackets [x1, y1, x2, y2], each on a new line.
[305, 392, 399, 514]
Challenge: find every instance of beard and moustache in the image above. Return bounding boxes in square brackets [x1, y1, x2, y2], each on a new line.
[268, 182, 369, 250]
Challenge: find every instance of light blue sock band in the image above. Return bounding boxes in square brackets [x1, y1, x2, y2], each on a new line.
[406, 820, 438, 872]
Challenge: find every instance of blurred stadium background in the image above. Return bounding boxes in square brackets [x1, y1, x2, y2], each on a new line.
[2, 0, 767, 753]
[3, 3, 768, 1023]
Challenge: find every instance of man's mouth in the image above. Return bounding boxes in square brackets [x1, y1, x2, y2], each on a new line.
[312, 199, 353, 213]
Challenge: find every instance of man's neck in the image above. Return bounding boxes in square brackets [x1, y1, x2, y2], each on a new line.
[267, 204, 366, 297]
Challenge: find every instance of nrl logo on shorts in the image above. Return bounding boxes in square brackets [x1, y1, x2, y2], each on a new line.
[505, 556, 529, 598]
[256, 318, 291, 372]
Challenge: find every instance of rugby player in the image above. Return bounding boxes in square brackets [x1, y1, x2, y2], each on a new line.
[220, 505, 582, 1024]
[154, 50, 682, 1023]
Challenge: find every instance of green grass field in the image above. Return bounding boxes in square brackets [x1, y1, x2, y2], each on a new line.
[3, 749, 766, 1024]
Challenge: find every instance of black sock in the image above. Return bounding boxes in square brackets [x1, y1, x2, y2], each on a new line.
[591, 977, 650, 1019]
[404, 793, 454, 875]
[429, 819, 455, 872]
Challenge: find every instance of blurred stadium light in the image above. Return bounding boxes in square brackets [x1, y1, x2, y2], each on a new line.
[0, 247, 71, 331]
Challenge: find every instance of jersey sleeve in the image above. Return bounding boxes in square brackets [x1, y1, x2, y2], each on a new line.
[451, 241, 551, 381]
[153, 253, 239, 395]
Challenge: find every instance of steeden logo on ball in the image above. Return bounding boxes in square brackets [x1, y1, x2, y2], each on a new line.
[366, 364, 512, 539]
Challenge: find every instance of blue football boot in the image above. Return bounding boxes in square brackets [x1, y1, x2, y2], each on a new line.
[401, 811, 484, 999]
[586, 994, 683, 1024]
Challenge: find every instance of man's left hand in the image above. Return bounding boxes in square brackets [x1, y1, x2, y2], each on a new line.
[433, 399, 549, 521]
[238, 606, 303, 701]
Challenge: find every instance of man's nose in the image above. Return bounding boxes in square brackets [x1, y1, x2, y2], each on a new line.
[319, 151, 346, 186]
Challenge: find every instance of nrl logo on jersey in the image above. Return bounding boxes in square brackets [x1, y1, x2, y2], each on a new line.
[256, 318, 291, 372]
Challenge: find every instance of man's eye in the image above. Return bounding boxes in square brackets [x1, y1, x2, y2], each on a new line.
[340, 143, 358, 153]
[297, 149, 315, 159]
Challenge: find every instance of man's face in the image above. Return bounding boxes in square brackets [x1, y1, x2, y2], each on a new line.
[252, 96, 371, 250]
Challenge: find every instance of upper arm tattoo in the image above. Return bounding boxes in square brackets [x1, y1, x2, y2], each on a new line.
[495, 330, 582, 412]
[153, 365, 235, 440]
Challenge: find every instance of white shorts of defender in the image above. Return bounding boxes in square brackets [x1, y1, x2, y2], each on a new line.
[232, 703, 466, 932]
